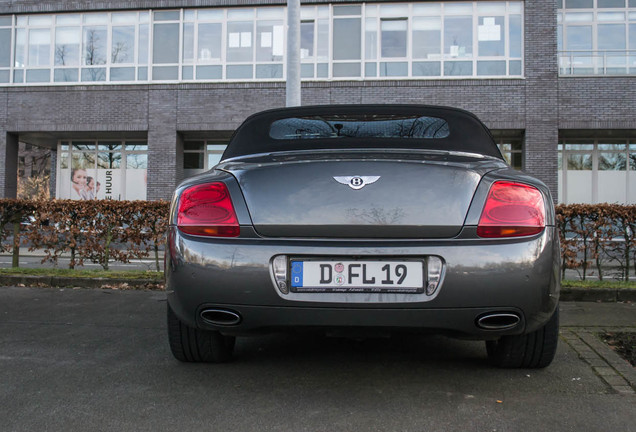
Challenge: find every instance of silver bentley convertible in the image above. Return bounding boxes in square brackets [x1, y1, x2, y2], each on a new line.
[166, 105, 560, 368]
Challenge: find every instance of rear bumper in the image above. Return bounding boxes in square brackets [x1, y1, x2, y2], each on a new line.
[166, 227, 560, 338]
[194, 304, 528, 338]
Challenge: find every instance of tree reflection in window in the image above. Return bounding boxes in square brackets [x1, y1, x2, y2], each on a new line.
[598, 143, 627, 171]
[83, 28, 107, 65]
[567, 154, 593, 170]
[55, 27, 80, 66]
[126, 154, 148, 169]
[111, 26, 135, 63]
[598, 153, 626, 170]
[97, 143, 122, 169]
[83, 27, 107, 80]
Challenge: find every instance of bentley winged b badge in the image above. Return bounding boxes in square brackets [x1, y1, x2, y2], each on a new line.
[333, 176, 381, 190]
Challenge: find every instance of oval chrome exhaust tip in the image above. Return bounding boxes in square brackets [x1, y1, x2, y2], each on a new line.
[200, 309, 242, 326]
[476, 313, 521, 330]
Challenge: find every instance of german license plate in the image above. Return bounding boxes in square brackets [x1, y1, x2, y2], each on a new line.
[290, 259, 424, 293]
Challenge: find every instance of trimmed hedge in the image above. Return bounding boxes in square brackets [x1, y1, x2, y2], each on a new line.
[556, 204, 636, 281]
[1, 200, 635, 280]
[0, 199, 169, 271]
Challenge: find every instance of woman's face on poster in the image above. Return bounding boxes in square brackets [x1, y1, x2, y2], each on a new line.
[72, 169, 87, 187]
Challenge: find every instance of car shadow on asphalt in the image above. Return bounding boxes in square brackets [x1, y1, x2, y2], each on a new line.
[231, 332, 490, 368]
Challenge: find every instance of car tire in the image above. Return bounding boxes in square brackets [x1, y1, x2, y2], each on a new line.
[486, 307, 559, 369]
[167, 304, 236, 363]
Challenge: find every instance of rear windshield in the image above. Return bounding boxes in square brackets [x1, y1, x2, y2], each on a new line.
[223, 105, 503, 161]
[270, 115, 450, 140]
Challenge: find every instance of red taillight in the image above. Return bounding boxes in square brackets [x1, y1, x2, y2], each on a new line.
[177, 182, 240, 237]
[477, 181, 545, 238]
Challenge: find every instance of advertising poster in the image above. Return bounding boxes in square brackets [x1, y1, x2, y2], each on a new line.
[95, 168, 123, 200]
[125, 169, 147, 201]
[58, 146, 147, 200]
[60, 168, 99, 200]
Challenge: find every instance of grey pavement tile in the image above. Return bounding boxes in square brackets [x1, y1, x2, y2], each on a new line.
[578, 349, 600, 359]
[584, 358, 610, 367]
[602, 375, 630, 387]
[593, 366, 617, 376]
[561, 326, 636, 394]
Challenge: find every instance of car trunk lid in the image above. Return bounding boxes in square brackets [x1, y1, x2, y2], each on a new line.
[221, 153, 498, 238]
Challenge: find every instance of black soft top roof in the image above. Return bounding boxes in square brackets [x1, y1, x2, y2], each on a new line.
[222, 104, 502, 160]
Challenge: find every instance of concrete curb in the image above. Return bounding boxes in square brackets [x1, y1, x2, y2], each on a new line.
[561, 287, 636, 302]
[0, 275, 163, 290]
[561, 328, 636, 394]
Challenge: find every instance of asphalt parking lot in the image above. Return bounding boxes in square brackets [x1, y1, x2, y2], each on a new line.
[1, 286, 635, 432]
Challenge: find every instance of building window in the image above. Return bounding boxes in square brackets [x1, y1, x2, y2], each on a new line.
[558, 0, 636, 75]
[207, 143, 226, 167]
[492, 131, 524, 170]
[496, 138, 523, 170]
[152, 11, 180, 80]
[300, 6, 330, 78]
[0, 16, 11, 83]
[183, 140, 228, 177]
[183, 141, 205, 169]
[1, 1, 524, 85]
[57, 140, 148, 200]
[558, 139, 636, 204]
[380, 17, 408, 74]
[12, 11, 150, 84]
[16, 143, 51, 199]
[18, 156, 25, 178]
[333, 5, 362, 77]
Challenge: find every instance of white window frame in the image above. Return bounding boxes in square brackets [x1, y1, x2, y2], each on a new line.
[558, 138, 635, 204]
[495, 137, 523, 170]
[55, 139, 148, 200]
[183, 139, 228, 178]
[1, 1, 525, 86]
[558, 0, 636, 76]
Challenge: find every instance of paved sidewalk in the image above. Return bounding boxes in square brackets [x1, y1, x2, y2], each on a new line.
[0, 247, 165, 257]
[0, 249, 162, 272]
[560, 301, 636, 328]
[560, 302, 636, 395]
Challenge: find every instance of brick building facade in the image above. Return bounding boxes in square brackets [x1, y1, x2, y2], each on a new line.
[0, 0, 634, 202]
